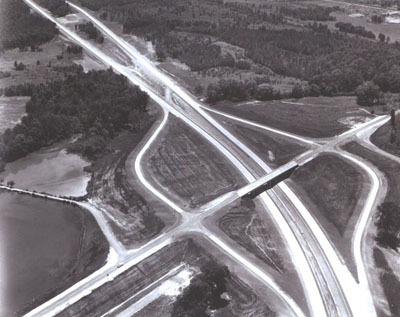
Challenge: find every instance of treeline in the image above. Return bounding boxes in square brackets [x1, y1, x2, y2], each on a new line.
[36, 0, 71, 17]
[0, 69, 149, 162]
[77, 22, 104, 44]
[206, 80, 321, 104]
[375, 203, 400, 250]
[3, 83, 35, 97]
[280, 5, 337, 21]
[172, 261, 231, 316]
[1, 0, 58, 50]
[335, 22, 375, 39]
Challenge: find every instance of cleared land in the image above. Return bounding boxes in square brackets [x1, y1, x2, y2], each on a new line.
[58, 239, 274, 317]
[0, 191, 108, 317]
[343, 141, 400, 315]
[213, 96, 372, 138]
[213, 117, 309, 168]
[290, 153, 365, 273]
[146, 116, 245, 209]
[218, 199, 285, 273]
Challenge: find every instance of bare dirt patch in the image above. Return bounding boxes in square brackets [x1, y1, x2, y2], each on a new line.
[146, 116, 245, 209]
[213, 96, 373, 138]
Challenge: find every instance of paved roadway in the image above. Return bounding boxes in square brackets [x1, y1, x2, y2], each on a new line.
[21, 1, 392, 316]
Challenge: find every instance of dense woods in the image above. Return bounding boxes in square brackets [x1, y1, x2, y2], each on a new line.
[279, 5, 337, 21]
[0, 0, 58, 50]
[0, 69, 149, 162]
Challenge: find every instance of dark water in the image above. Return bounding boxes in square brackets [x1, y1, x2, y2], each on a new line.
[0, 191, 84, 316]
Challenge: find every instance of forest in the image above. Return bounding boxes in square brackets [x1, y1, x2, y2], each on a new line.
[0, 0, 58, 50]
[0, 69, 149, 163]
[279, 5, 337, 21]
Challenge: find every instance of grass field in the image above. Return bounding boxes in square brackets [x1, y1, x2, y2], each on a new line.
[214, 96, 373, 138]
[59, 239, 274, 317]
[214, 117, 309, 168]
[146, 116, 245, 209]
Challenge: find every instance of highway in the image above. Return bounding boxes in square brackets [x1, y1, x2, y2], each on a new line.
[21, 1, 391, 316]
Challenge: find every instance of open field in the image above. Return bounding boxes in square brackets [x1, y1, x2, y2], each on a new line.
[212, 117, 309, 168]
[289, 153, 366, 273]
[370, 115, 400, 158]
[0, 96, 28, 133]
[0, 191, 108, 316]
[213, 96, 372, 138]
[0, 140, 91, 197]
[145, 116, 245, 209]
[58, 238, 274, 317]
[0, 36, 98, 89]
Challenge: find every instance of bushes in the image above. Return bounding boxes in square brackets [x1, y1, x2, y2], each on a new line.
[335, 22, 375, 39]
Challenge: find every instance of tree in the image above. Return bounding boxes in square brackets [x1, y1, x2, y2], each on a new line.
[379, 33, 386, 42]
[291, 84, 304, 99]
[355, 81, 381, 107]
[7, 180, 15, 187]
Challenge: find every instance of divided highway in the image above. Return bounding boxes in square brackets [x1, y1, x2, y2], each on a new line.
[21, 1, 392, 316]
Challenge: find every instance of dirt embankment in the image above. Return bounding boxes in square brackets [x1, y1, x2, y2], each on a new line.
[85, 120, 166, 247]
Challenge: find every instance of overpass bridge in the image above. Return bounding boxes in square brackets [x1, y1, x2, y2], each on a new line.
[199, 161, 299, 213]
